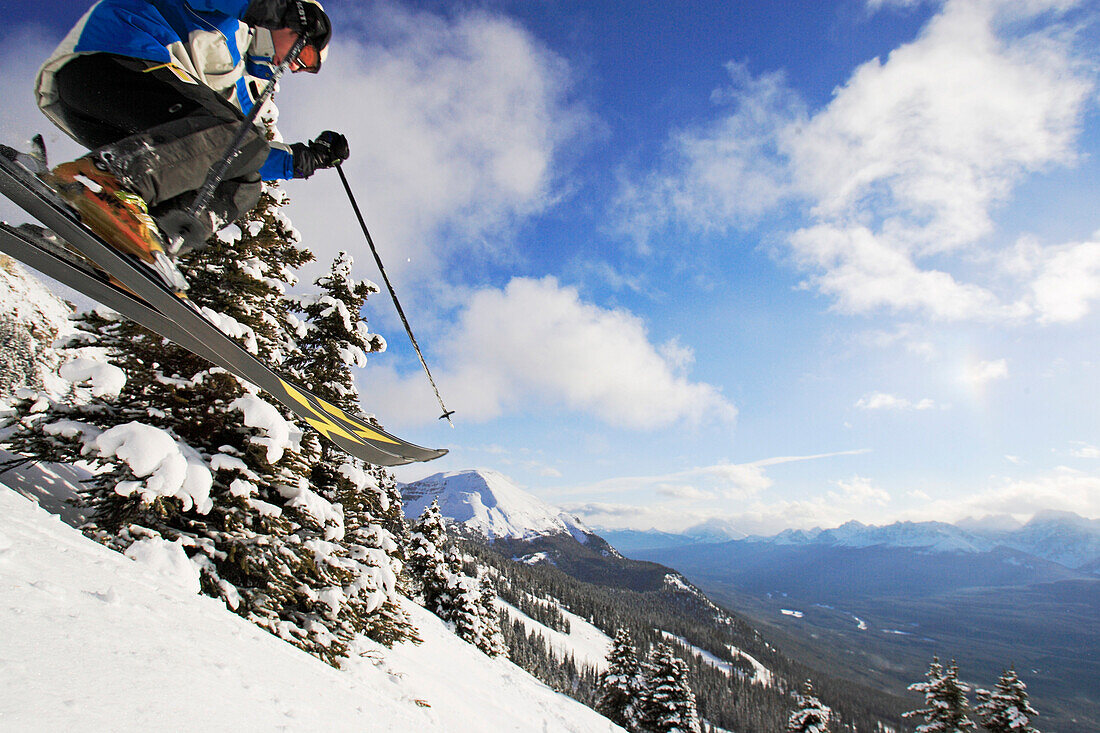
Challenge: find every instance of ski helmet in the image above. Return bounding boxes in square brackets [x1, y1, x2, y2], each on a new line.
[295, 0, 330, 73]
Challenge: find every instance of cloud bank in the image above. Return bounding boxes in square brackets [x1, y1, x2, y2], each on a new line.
[360, 276, 737, 428]
[275, 2, 589, 284]
[569, 466, 1100, 535]
[616, 0, 1098, 323]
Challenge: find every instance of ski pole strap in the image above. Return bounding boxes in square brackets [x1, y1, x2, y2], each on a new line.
[335, 163, 455, 427]
[177, 34, 308, 248]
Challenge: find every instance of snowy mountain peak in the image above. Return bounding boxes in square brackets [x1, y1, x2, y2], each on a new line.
[682, 517, 748, 542]
[401, 469, 592, 543]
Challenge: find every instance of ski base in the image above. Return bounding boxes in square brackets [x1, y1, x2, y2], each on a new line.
[0, 143, 446, 467]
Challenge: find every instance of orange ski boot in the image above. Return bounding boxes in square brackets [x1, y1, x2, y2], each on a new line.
[47, 157, 188, 292]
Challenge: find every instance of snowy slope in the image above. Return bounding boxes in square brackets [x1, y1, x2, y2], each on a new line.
[402, 469, 592, 542]
[0, 484, 624, 732]
[500, 597, 612, 672]
[659, 631, 775, 688]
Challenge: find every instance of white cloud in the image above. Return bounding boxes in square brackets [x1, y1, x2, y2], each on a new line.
[614, 0, 1097, 323]
[866, 0, 930, 9]
[789, 0, 1090, 244]
[275, 4, 589, 284]
[789, 0, 1094, 320]
[587, 463, 773, 501]
[574, 466, 1100, 535]
[962, 358, 1008, 386]
[829, 475, 892, 505]
[612, 63, 803, 244]
[855, 392, 937, 410]
[359, 276, 736, 428]
[1069, 442, 1100, 459]
[911, 466, 1100, 520]
[568, 474, 896, 535]
[554, 450, 868, 507]
[788, 225, 1022, 321]
[1030, 238, 1100, 323]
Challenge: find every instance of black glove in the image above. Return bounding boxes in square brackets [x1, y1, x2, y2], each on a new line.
[291, 131, 349, 178]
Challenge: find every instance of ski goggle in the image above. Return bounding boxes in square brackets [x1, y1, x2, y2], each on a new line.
[294, 43, 326, 74]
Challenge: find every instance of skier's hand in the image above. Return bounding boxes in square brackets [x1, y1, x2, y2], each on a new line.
[283, 1, 331, 50]
[291, 131, 349, 178]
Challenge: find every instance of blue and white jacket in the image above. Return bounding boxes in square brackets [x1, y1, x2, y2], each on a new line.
[36, 0, 295, 180]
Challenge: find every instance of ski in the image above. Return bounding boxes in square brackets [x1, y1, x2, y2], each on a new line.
[0, 145, 447, 466]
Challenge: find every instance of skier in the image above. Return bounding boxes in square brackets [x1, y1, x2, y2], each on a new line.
[33, 0, 348, 270]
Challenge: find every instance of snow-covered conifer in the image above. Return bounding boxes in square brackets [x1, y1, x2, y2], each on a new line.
[905, 657, 977, 733]
[405, 505, 502, 655]
[975, 668, 1039, 733]
[596, 628, 644, 730]
[787, 680, 832, 733]
[475, 572, 507, 657]
[446, 569, 485, 649]
[407, 500, 451, 611]
[2, 183, 372, 667]
[639, 643, 701, 733]
[283, 252, 416, 646]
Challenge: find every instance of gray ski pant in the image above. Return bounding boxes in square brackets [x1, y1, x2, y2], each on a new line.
[51, 53, 269, 229]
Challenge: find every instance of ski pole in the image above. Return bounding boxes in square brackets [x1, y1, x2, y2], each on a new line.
[335, 163, 455, 427]
[171, 34, 309, 254]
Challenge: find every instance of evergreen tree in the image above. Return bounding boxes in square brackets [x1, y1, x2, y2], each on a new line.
[404, 506, 503, 655]
[787, 680, 832, 733]
[439, 544, 495, 653]
[2, 184, 366, 667]
[446, 565, 482, 645]
[975, 668, 1039, 733]
[596, 628, 644, 731]
[407, 500, 452, 611]
[283, 252, 416, 647]
[640, 643, 701, 733]
[476, 571, 507, 657]
[906, 657, 977, 733]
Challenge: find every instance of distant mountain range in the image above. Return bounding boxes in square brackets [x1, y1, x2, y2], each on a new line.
[399, 470, 1100, 728]
[603, 510, 1100, 571]
[618, 512, 1100, 732]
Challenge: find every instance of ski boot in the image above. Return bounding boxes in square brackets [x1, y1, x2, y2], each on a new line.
[46, 157, 188, 292]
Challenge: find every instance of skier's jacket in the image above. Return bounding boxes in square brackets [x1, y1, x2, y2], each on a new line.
[35, 0, 296, 180]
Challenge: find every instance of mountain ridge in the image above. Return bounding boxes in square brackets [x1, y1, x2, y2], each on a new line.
[401, 469, 595, 544]
[603, 511, 1100, 571]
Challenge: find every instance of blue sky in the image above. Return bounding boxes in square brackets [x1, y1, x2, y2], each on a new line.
[3, 0, 1100, 534]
